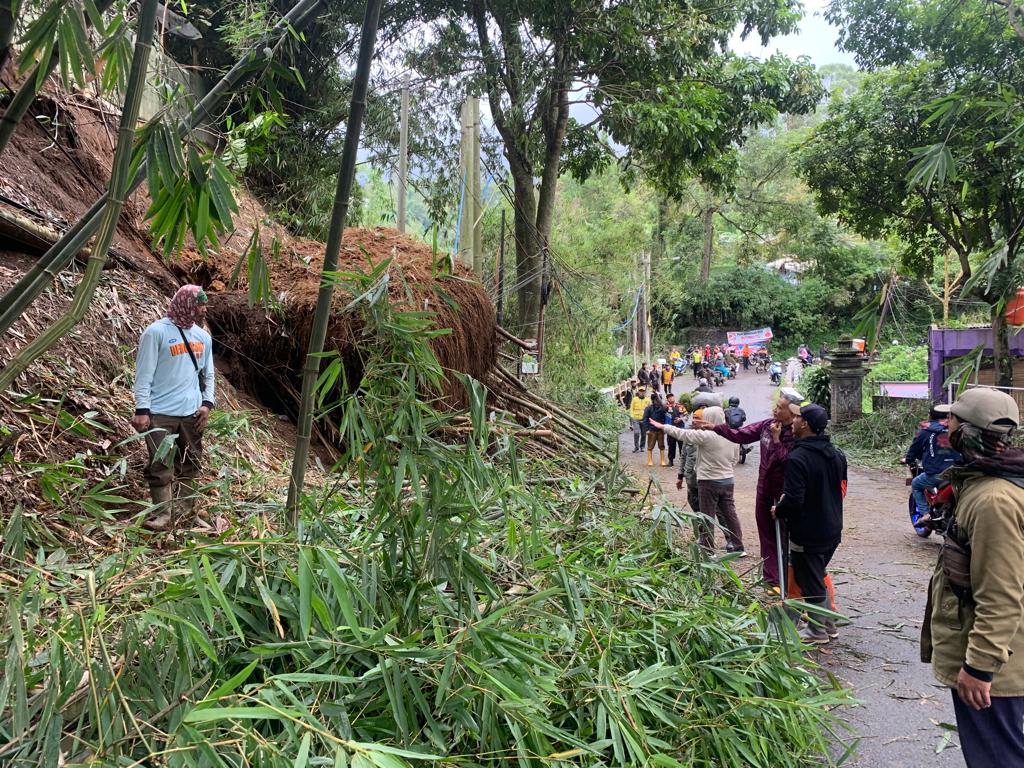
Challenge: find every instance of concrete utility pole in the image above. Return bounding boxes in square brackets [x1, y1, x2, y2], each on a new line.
[642, 249, 652, 362]
[397, 73, 409, 233]
[496, 208, 506, 327]
[471, 96, 482, 274]
[458, 99, 472, 269]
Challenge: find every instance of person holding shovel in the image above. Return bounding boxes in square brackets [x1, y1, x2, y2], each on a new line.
[694, 387, 803, 588]
[132, 284, 215, 531]
[772, 403, 847, 644]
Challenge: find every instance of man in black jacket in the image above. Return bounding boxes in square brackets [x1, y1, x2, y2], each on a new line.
[773, 403, 847, 645]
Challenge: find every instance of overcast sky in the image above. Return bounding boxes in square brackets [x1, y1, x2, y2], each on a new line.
[729, 0, 857, 67]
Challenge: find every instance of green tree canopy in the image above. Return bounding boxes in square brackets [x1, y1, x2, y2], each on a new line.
[406, 0, 823, 335]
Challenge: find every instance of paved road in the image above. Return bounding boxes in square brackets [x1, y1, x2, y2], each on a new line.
[620, 369, 962, 766]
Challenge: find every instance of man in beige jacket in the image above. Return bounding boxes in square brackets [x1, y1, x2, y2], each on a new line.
[650, 406, 744, 554]
[921, 388, 1024, 766]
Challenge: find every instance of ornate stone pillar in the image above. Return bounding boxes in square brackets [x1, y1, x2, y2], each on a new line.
[830, 337, 868, 425]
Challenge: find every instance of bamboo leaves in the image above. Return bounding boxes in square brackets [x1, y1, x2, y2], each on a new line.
[137, 119, 240, 257]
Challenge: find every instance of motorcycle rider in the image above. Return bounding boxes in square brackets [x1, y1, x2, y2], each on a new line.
[724, 397, 746, 429]
[769, 359, 783, 385]
[903, 404, 961, 519]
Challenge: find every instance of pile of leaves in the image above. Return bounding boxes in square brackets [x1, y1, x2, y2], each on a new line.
[832, 399, 931, 468]
[0, 265, 854, 766]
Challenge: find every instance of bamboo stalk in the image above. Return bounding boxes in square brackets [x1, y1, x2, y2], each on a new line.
[0, 0, 160, 391]
[286, 0, 383, 525]
[0, 0, 16, 72]
[495, 324, 534, 349]
[0, 0, 326, 338]
[0, 0, 118, 157]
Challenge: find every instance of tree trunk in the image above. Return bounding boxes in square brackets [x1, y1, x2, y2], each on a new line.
[510, 166, 542, 339]
[992, 304, 1013, 389]
[700, 206, 714, 282]
[652, 195, 668, 265]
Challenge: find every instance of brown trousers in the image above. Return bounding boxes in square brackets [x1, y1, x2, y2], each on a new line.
[143, 414, 202, 489]
[696, 480, 744, 552]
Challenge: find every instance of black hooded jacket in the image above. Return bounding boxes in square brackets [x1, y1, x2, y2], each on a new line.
[774, 434, 848, 552]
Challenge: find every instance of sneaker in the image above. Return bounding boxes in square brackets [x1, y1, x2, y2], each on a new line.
[798, 623, 831, 645]
[726, 548, 748, 557]
[823, 618, 839, 639]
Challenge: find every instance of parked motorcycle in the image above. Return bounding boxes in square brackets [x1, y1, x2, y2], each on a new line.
[905, 459, 953, 537]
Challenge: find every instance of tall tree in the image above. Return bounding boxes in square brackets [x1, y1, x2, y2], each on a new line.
[409, 0, 822, 336]
[801, 0, 1024, 385]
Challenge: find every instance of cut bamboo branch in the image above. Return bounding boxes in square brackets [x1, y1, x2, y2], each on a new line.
[286, 0, 382, 525]
[0, 0, 160, 391]
[0, 205, 138, 270]
[0, 0, 327, 338]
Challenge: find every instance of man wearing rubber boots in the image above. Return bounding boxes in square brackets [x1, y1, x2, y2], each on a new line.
[132, 285, 215, 531]
[922, 388, 1024, 767]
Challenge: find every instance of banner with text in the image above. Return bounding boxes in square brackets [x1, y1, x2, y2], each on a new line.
[727, 327, 774, 347]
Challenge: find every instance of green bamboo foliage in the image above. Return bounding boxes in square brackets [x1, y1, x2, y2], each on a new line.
[0, 0, 159, 391]
[0, 0, 325, 339]
[286, 0, 383, 523]
[0, 0, 118, 157]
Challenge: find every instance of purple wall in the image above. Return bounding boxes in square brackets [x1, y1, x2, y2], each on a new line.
[928, 326, 1024, 401]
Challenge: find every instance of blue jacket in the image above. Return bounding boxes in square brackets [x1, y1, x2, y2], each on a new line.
[905, 420, 960, 475]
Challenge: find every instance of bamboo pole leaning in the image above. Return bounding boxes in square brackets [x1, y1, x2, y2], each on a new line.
[0, 0, 326, 339]
[0, 0, 118, 158]
[0, 0, 17, 72]
[286, 0, 383, 525]
[0, 0, 160, 391]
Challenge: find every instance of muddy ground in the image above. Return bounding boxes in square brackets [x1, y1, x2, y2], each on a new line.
[618, 369, 961, 766]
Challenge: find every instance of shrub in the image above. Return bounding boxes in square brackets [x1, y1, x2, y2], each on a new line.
[802, 365, 831, 413]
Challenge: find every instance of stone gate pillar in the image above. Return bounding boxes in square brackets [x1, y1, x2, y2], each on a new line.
[830, 337, 868, 425]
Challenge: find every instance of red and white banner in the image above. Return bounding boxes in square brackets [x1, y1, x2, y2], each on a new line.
[727, 327, 774, 346]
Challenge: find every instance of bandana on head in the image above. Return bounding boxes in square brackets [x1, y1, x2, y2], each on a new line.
[166, 284, 208, 328]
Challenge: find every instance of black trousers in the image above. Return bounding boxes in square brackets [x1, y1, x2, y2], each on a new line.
[667, 436, 678, 464]
[952, 690, 1024, 767]
[790, 543, 838, 610]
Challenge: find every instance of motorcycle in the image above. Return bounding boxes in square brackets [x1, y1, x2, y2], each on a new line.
[905, 459, 953, 537]
[769, 361, 782, 386]
[754, 354, 771, 374]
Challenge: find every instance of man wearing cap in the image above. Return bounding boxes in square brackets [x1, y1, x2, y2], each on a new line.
[132, 284, 215, 530]
[628, 384, 650, 454]
[694, 387, 804, 587]
[773, 403, 847, 644]
[921, 388, 1024, 765]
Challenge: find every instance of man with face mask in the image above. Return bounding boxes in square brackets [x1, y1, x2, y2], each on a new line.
[132, 285, 215, 531]
[921, 388, 1024, 767]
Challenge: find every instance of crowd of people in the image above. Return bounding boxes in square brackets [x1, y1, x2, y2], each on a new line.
[623, 342, 1024, 765]
[621, 344, 846, 646]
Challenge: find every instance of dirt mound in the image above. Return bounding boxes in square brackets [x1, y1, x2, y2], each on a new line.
[175, 227, 496, 404]
[0, 85, 497, 417]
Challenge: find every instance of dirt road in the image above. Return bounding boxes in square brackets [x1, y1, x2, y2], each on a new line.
[619, 369, 961, 765]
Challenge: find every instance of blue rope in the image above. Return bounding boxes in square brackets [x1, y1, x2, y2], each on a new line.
[452, 170, 467, 259]
[610, 285, 643, 333]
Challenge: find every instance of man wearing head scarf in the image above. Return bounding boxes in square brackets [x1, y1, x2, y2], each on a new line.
[132, 285, 215, 530]
[921, 388, 1024, 767]
[694, 387, 804, 587]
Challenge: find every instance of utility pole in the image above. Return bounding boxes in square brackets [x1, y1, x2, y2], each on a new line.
[458, 96, 481, 271]
[640, 249, 652, 362]
[397, 72, 409, 233]
[471, 96, 483, 275]
[496, 208, 506, 327]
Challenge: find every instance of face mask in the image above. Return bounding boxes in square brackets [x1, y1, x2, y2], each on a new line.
[949, 426, 965, 452]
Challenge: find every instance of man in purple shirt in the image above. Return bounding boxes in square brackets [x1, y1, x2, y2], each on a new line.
[694, 387, 803, 587]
